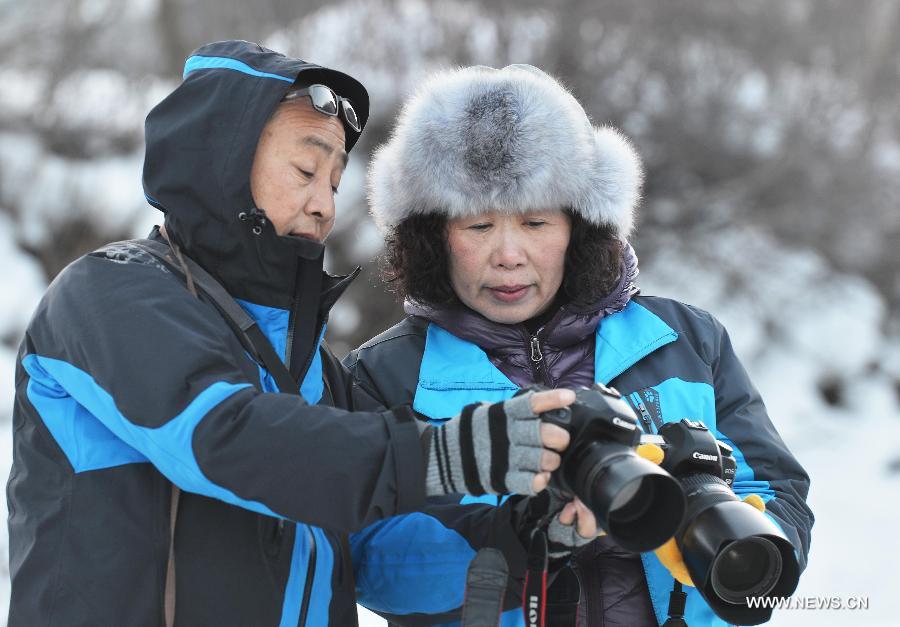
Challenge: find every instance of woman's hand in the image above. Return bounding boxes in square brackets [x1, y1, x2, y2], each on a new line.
[547, 497, 598, 558]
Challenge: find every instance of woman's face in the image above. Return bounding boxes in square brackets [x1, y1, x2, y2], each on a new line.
[446, 210, 572, 324]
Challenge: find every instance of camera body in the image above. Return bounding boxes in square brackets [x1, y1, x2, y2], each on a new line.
[542, 384, 646, 486]
[539, 384, 686, 552]
[643, 418, 737, 486]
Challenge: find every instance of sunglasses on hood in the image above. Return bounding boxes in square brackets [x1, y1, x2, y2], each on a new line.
[282, 84, 361, 134]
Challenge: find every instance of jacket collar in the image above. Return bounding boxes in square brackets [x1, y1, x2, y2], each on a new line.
[414, 300, 678, 418]
[594, 300, 678, 384]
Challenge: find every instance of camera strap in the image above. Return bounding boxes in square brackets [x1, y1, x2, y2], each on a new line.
[522, 530, 548, 627]
[461, 549, 509, 627]
[662, 581, 689, 627]
[130, 237, 301, 395]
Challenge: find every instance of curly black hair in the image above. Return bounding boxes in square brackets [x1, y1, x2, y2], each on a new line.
[383, 211, 623, 308]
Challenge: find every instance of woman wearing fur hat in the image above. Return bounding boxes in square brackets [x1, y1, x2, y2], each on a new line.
[346, 65, 812, 626]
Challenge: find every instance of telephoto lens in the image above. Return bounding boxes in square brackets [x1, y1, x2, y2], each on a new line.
[656, 419, 800, 625]
[541, 384, 685, 552]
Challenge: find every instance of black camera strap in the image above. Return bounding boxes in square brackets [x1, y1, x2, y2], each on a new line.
[460, 549, 509, 627]
[662, 581, 689, 627]
[522, 530, 548, 627]
[127, 236, 303, 627]
[129, 238, 301, 396]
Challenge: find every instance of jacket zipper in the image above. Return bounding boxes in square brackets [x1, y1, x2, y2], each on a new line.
[285, 321, 296, 368]
[528, 334, 553, 387]
[285, 260, 325, 391]
[530, 336, 543, 362]
[285, 311, 324, 395]
[284, 286, 320, 627]
[630, 393, 656, 433]
[298, 525, 317, 627]
[522, 307, 566, 388]
[295, 321, 324, 391]
[286, 274, 320, 627]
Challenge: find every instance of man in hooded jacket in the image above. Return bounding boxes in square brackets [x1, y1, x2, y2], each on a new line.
[6, 41, 575, 627]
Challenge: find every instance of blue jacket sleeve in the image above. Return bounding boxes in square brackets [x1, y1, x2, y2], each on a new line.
[704, 312, 814, 571]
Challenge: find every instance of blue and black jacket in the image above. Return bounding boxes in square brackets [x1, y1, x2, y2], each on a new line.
[7, 41, 426, 627]
[345, 297, 813, 626]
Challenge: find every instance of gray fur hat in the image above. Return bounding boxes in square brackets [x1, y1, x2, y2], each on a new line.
[368, 64, 643, 236]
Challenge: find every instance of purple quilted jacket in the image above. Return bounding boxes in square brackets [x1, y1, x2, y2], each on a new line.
[406, 244, 659, 626]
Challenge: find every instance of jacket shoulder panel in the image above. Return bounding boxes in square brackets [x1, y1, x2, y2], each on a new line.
[632, 295, 722, 366]
[26, 249, 251, 428]
[355, 316, 429, 351]
[345, 317, 428, 410]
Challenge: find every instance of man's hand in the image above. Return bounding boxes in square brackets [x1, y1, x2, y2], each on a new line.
[424, 389, 575, 497]
[530, 389, 573, 492]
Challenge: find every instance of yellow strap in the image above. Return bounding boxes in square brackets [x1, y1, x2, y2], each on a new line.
[742, 493, 766, 513]
[655, 537, 694, 587]
[636, 443, 665, 465]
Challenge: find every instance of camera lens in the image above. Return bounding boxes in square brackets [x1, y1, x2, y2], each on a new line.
[584, 454, 685, 552]
[710, 537, 783, 604]
[608, 477, 653, 523]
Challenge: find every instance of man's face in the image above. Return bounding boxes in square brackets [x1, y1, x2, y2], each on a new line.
[249, 98, 347, 242]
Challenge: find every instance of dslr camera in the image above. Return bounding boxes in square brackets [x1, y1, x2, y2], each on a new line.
[538, 384, 686, 552]
[647, 417, 800, 624]
[540, 383, 800, 624]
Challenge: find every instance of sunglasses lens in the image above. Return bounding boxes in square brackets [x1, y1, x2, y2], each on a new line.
[341, 100, 361, 132]
[308, 85, 338, 115]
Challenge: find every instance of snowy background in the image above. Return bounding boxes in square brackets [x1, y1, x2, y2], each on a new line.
[1, 1, 899, 625]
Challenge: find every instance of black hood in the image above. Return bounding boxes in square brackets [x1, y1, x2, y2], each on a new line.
[142, 40, 369, 308]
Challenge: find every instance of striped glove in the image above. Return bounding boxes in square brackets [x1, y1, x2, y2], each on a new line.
[424, 393, 544, 497]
